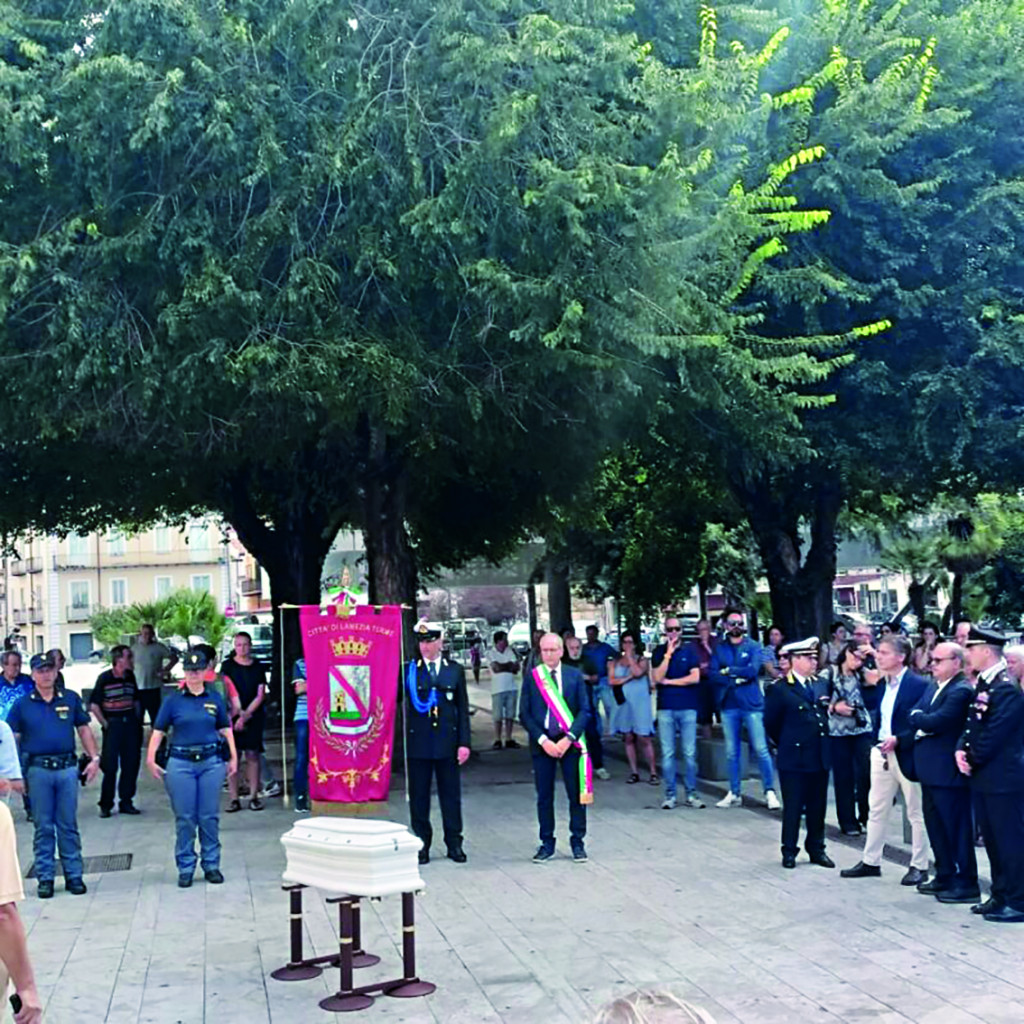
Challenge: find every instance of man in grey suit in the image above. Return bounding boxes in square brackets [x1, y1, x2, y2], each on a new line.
[520, 633, 590, 862]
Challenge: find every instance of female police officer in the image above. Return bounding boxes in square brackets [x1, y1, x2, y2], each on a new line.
[146, 649, 237, 887]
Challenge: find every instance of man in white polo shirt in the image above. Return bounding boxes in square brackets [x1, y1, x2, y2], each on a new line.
[487, 631, 521, 750]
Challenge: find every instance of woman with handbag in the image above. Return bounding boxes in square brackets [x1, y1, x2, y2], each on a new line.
[610, 633, 658, 785]
[822, 641, 873, 836]
[146, 649, 238, 888]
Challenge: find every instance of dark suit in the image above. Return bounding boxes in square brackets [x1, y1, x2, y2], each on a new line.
[911, 676, 977, 890]
[958, 667, 1024, 909]
[863, 669, 930, 779]
[764, 674, 831, 858]
[520, 662, 589, 846]
[405, 657, 471, 854]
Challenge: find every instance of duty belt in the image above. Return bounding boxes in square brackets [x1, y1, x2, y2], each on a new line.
[28, 752, 77, 770]
[168, 743, 220, 762]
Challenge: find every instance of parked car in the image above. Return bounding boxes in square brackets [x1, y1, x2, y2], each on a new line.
[507, 623, 532, 658]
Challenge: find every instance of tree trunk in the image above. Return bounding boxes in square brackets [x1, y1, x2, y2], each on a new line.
[735, 472, 842, 642]
[545, 553, 573, 636]
[527, 582, 538, 636]
[949, 572, 964, 625]
[907, 579, 926, 623]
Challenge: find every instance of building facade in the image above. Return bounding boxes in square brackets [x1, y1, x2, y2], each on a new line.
[4, 519, 243, 660]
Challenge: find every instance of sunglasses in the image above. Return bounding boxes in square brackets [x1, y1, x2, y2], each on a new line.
[665, 626, 682, 632]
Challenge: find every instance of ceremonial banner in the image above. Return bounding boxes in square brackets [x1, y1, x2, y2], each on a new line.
[300, 604, 402, 803]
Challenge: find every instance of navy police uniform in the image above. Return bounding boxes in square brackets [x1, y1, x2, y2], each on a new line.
[763, 638, 832, 867]
[7, 654, 94, 889]
[910, 673, 977, 897]
[957, 629, 1024, 919]
[405, 625, 471, 863]
[154, 649, 232, 885]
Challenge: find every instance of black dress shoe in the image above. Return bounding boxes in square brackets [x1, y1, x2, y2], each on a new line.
[809, 853, 835, 868]
[418, 849, 429, 865]
[119, 804, 142, 815]
[204, 869, 224, 884]
[66, 878, 87, 896]
[972, 897, 1004, 915]
[841, 861, 881, 878]
[571, 842, 587, 862]
[901, 867, 928, 887]
[840, 827, 863, 836]
[917, 878, 950, 895]
[936, 888, 982, 904]
[532, 844, 555, 863]
[782, 854, 796, 869]
[446, 845, 467, 864]
[99, 808, 112, 818]
[37, 880, 54, 899]
[178, 874, 193, 888]
[983, 905, 1024, 923]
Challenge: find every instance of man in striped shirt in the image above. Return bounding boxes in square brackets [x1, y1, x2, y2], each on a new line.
[89, 646, 142, 818]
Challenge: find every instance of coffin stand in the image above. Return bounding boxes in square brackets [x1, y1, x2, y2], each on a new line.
[274, 818, 436, 1012]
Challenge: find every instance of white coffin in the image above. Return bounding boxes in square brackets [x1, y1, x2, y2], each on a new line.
[280, 818, 424, 897]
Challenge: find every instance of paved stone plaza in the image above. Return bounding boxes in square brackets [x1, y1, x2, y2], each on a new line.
[10, 701, 1024, 1024]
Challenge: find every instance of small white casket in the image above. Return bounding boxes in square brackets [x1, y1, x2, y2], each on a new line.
[281, 818, 424, 897]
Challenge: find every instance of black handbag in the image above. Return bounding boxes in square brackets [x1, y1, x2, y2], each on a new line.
[154, 736, 170, 769]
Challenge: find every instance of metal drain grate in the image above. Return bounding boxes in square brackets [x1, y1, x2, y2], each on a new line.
[26, 852, 132, 879]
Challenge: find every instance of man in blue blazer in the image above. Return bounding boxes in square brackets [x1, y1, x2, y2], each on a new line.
[909, 642, 978, 902]
[842, 634, 931, 885]
[520, 633, 589, 862]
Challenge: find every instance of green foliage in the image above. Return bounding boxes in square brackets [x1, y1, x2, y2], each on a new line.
[89, 589, 227, 651]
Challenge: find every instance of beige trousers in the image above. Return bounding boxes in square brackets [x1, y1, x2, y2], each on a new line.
[862, 745, 931, 869]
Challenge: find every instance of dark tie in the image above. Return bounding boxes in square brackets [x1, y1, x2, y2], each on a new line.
[428, 662, 437, 683]
[803, 678, 815, 702]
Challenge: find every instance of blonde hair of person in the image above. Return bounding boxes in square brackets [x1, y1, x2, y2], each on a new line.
[590, 989, 716, 1024]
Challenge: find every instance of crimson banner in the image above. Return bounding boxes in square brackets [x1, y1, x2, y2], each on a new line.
[300, 603, 402, 803]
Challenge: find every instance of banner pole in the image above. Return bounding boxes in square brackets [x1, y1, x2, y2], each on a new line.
[279, 605, 290, 809]
[400, 625, 410, 815]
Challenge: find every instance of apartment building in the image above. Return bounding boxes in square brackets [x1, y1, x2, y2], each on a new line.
[4, 519, 244, 660]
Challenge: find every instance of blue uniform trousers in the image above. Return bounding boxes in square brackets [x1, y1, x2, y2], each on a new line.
[26, 765, 83, 881]
[293, 720, 309, 802]
[164, 755, 226, 874]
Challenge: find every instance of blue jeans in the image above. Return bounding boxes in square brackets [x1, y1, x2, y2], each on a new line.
[164, 755, 226, 874]
[293, 720, 309, 802]
[657, 709, 698, 799]
[721, 709, 775, 795]
[594, 680, 616, 735]
[26, 765, 82, 882]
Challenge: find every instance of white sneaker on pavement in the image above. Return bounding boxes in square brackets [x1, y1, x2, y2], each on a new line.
[661, 796, 677, 810]
[716, 792, 741, 808]
[595, 767, 611, 781]
[685, 794, 706, 809]
[765, 789, 781, 810]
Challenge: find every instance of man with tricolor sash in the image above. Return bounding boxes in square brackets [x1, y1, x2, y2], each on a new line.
[520, 633, 592, 862]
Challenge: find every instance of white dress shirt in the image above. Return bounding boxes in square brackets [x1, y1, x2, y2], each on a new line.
[879, 667, 906, 742]
[539, 665, 563, 746]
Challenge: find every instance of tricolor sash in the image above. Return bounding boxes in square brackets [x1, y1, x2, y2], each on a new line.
[531, 665, 594, 805]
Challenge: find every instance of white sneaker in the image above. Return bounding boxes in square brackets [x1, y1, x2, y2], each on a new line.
[595, 767, 611, 781]
[685, 794, 706, 809]
[716, 792, 741, 808]
[661, 796, 677, 810]
[765, 790, 781, 811]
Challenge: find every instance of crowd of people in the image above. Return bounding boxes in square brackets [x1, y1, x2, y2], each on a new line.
[403, 611, 1024, 926]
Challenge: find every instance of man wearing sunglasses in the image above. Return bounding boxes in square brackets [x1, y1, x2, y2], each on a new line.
[710, 610, 779, 810]
[651, 617, 702, 809]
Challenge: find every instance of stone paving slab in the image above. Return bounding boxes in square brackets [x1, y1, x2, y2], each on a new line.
[7, 695, 1023, 1024]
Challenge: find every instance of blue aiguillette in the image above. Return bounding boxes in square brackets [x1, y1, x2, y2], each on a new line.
[406, 660, 439, 715]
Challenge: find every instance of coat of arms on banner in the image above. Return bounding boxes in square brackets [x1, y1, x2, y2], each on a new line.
[327, 663, 373, 735]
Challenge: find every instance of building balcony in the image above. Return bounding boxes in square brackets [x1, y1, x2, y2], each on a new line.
[66, 604, 95, 623]
[11, 606, 27, 625]
[10, 560, 27, 576]
[30, 605, 44, 624]
[240, 574, 263, 597]
[26, 557, 42, 574]
[54, 552, 97, 570]
[51, 549, 222, 570]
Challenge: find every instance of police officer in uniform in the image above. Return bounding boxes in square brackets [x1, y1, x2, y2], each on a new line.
[405, 621, 471, 865]
[763, 637, 835, 870]
[956, 626, 1024, 922]
[7, 653, 100, 898]
[146, 649, 238, 888]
